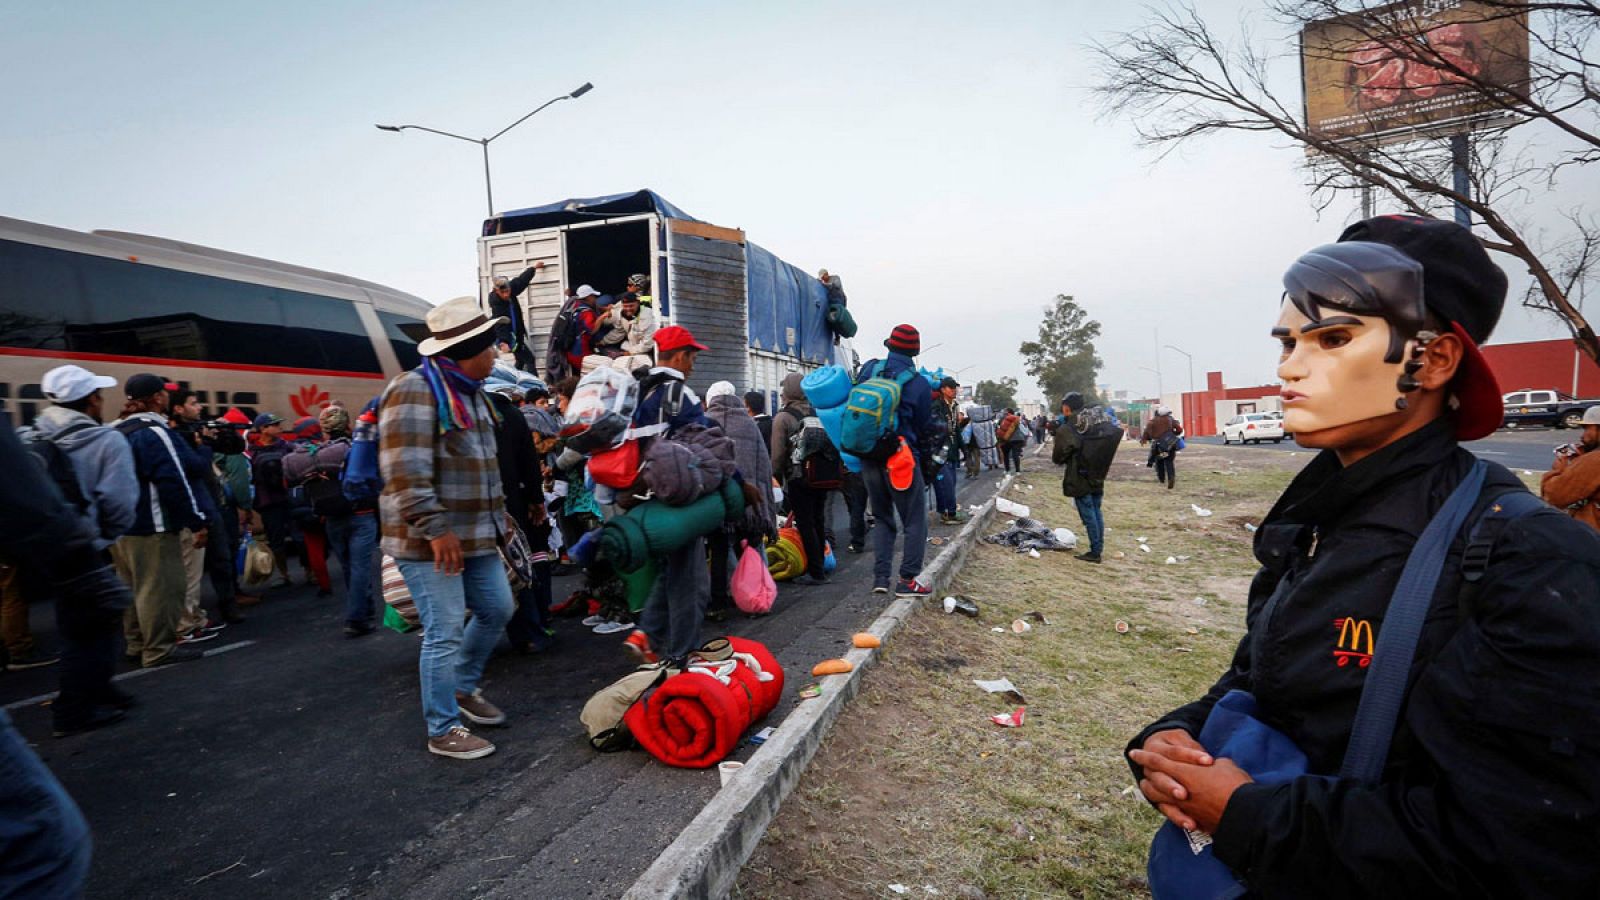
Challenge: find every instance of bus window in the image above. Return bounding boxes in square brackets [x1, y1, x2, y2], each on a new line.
[0, 238, 89, 350]
[376, 310, 423, 370]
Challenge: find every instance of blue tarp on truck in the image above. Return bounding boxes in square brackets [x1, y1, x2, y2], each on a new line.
[485, 189, 834, 364]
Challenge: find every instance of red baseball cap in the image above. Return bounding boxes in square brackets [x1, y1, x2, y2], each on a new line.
[653, 325, 708, 353]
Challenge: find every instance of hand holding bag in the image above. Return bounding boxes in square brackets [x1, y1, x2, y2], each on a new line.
[496, 513, 536, 592]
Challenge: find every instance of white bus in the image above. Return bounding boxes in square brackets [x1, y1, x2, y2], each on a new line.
[0, 215, 431, 425]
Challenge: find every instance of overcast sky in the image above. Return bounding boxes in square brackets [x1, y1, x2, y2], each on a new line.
[5, 1, 1589, 401]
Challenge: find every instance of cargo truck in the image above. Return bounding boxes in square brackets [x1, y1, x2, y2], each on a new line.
[477, 189, 851, 403]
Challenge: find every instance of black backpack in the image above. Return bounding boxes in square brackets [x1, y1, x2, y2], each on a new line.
[25, 422, 95, 516]
[786, 406, 844, 490]
[545, 297, 583, 377]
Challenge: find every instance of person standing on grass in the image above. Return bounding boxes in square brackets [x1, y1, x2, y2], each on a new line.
[1051, 392, 1121, 564]
[1140, 405, 1181, 489]
[380, 297, 515, 760]
[1125, 215, 1600, 897]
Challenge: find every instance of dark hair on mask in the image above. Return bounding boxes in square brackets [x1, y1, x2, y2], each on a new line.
[1282, 242, 1436, 364]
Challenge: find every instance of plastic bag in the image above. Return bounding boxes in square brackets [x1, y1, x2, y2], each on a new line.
[563, 367, 638, 442]
[732, 541, 778, 614]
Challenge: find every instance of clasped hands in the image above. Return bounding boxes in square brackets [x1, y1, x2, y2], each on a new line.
[1128, 728, 1254, 834]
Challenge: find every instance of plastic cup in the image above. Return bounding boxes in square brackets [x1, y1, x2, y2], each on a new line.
[718, 761, 744, 786]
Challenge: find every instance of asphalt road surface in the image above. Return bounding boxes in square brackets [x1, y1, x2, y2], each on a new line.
[1, 464, 1010, 900]
[1191, 427, 1568, 474]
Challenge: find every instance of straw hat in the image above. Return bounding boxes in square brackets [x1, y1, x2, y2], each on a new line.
[417, 296, 507, 357]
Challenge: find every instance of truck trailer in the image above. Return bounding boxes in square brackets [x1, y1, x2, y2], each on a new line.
[477, 189, 851, 401]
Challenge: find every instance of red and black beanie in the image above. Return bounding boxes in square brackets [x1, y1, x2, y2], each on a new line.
[885, 323, 921, 356]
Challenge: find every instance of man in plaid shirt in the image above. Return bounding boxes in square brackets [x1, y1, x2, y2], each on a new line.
[380, 296, 515, 760]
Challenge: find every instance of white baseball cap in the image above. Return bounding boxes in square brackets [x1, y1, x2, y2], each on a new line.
[41, 365, 117, 404]
[575, 284, 600, 299]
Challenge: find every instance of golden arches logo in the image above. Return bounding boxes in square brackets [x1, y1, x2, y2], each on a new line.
[1334, 617, 1374, 668]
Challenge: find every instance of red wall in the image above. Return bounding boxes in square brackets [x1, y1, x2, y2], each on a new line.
[1481, 339, 1600, 397]
[1181, 375, 1280, 436]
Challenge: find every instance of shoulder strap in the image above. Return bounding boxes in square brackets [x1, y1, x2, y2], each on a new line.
[1340, 459, 1488, 784]
[50, 420, 97, 443]
[1460, 488, 1546, 584]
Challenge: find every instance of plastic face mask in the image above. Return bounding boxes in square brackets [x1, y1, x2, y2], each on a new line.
[1274, 300, 1405, 433]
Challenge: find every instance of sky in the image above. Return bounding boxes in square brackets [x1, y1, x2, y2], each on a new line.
[3, 0, 1591, 402]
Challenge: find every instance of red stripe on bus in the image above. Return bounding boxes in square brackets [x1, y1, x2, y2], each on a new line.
[0, 347, 389, 381]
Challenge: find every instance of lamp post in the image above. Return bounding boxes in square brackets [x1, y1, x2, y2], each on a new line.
[1164, 344, 1194, 393]
[376, 82, 594, 217]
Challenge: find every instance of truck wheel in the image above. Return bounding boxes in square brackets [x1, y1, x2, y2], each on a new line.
[1563, 410, 1587, 429]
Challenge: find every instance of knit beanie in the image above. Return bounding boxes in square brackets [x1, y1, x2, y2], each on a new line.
[884, 324, 921, 356]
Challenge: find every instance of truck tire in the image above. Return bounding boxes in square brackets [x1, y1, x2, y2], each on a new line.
[1563, 410, 1587, 429]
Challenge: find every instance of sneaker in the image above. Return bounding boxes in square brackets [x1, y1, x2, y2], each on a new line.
[4, 651, 60, 672]
[52, 707, 125, 739]
[549, 591, 587, 616]
[428, 725, 495, 760]
[941, 510, 969, 525]
[622, 630, 659, 664]
[795, 574, 830, 586]
[344, 621, 376, 638]
[581, 614, 607, 627]
[593, 618, 633, 635]
[455, 689, 507, 727]
[847, 541, 865, 554]
[1074, 551, 1103, 564]
[872, 582, 890, 595]
[177, 629, 218, 645]
[895, 578, 932, 598]
[201, 619, 227, 634]
[146, 646, 205, 667]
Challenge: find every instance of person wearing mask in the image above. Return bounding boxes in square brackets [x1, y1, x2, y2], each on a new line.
[112, 374, 210, 668]
[1126, 216, 1600, 897]
[621, 325, 720, 666]
[17, 365, 139, 735]
[931, 376, 967, 525]
[1540, 405, 1600, 532]
[1140, 405, 1183, 489]
[705, 381, 777, 618]
[380, 297, 515, 760]
[770, 372, 831, 586]
[855, 325, 936, 597]
[488, 261, 546, 374]
[1051, 391, 1122, 564]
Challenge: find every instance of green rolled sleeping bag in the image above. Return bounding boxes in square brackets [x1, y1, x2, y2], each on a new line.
[826, 302, 858, 339]
[599, 478, 745, 573]
[620, 559, 658, 613]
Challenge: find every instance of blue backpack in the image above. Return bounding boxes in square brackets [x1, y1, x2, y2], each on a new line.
[341, 396, 383, 505]
[840, 361, 916, 462]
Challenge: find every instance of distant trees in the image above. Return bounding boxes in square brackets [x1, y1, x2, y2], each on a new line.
[1019, 294, 1103, 405]
[975, 377, 1020, 410]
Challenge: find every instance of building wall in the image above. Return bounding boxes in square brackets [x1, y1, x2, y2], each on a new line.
[1180, 371, 1281, 436]
[1481, 339, 1600, 397]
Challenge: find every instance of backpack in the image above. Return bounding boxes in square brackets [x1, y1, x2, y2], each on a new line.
[545, 297, 583, 376]
[342, 398, 383, 505]
[787, 409, 844, 489]
[997, 414, 1020, 442]
[641, 438, 724, 506]
[841, 362, 917, 462]
[581, 662, 677, 752]
[24, 422, 94, 516]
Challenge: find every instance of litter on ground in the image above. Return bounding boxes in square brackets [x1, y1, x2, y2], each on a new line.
[1139, 545, 1152, 553]
[943, 596, 980, 617]
[1028, 549, 1041, 559]
[991, 627, 1005, 633]
[798, 684, 822, 699]
[1165, 556, 1178, 565]
[991, 707, 1026, 728]
[1010, 619, 1032, 634]
[1191, 504, 1213, 517]
[1115, 620, 1130, 634]
[994, 497, 1031, 518]
[1244, 522, 1258, 532]
[986, 518, 1076, 552]
[1025, 611, 1051, 625]
[1193, 596, 1208, 606]
[889, 885, 910, 895]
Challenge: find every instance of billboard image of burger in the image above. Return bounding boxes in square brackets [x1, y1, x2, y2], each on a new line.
[1301, 0, 1530, 144]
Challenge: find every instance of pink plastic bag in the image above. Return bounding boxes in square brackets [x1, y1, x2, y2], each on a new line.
[732, 541, 778, 614]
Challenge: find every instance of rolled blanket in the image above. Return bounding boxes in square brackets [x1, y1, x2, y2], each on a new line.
[624, 637, 785, 768]
[598, 478, 745, 573]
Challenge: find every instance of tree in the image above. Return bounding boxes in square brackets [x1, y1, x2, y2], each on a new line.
[1019, 294, 1104, 405]
[1092, 1, 1600, 367]
[975, 377, 1020, 410]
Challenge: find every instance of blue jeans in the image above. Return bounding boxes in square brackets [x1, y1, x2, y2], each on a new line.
[932, 459, 960, 516]
[1074, 493, 1105, 556]
[395, 554, 514, 737]
[326, 512, 379, 627]
[861, 462, 928, 585]
[638, 535, 710, 662]
[0, 710, 91, 897]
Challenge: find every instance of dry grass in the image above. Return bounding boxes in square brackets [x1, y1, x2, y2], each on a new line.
[734, 442, 1303, 900]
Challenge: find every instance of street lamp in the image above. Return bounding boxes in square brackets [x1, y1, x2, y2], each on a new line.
[1164, 344, 1194, 393]
[376, 82, 595, 217]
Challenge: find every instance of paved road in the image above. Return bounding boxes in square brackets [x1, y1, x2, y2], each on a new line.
[1, 465, 1007, 900]
[1191, 428, 1567, 474]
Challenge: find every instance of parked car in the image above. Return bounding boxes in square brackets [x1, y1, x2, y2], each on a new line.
[1501, 389, 1600, 429]
[1221, 413, 1286, 444]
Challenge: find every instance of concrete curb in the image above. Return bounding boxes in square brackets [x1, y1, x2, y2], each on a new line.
[621, 473, 1018, 900]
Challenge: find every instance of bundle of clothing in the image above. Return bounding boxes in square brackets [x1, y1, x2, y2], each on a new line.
[623, 636, 785, 768]
[985, 517, 1076, 553]
[968, 404, 1000, 468]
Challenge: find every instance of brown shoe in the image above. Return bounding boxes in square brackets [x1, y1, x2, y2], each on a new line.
[455, 689, 507, 726]
[427, 725, 495, 760]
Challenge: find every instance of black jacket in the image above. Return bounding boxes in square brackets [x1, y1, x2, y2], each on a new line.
[1052, 407, 1120, 497]
[489, 266, 538, 349]
[487, 393, 544, 536]
[1128, 418, 1600, 897]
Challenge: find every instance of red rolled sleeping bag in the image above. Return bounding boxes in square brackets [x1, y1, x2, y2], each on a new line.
[624, 636, 785, 768]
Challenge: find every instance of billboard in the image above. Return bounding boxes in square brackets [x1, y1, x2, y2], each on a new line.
[1301, 0, 1530, 144]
